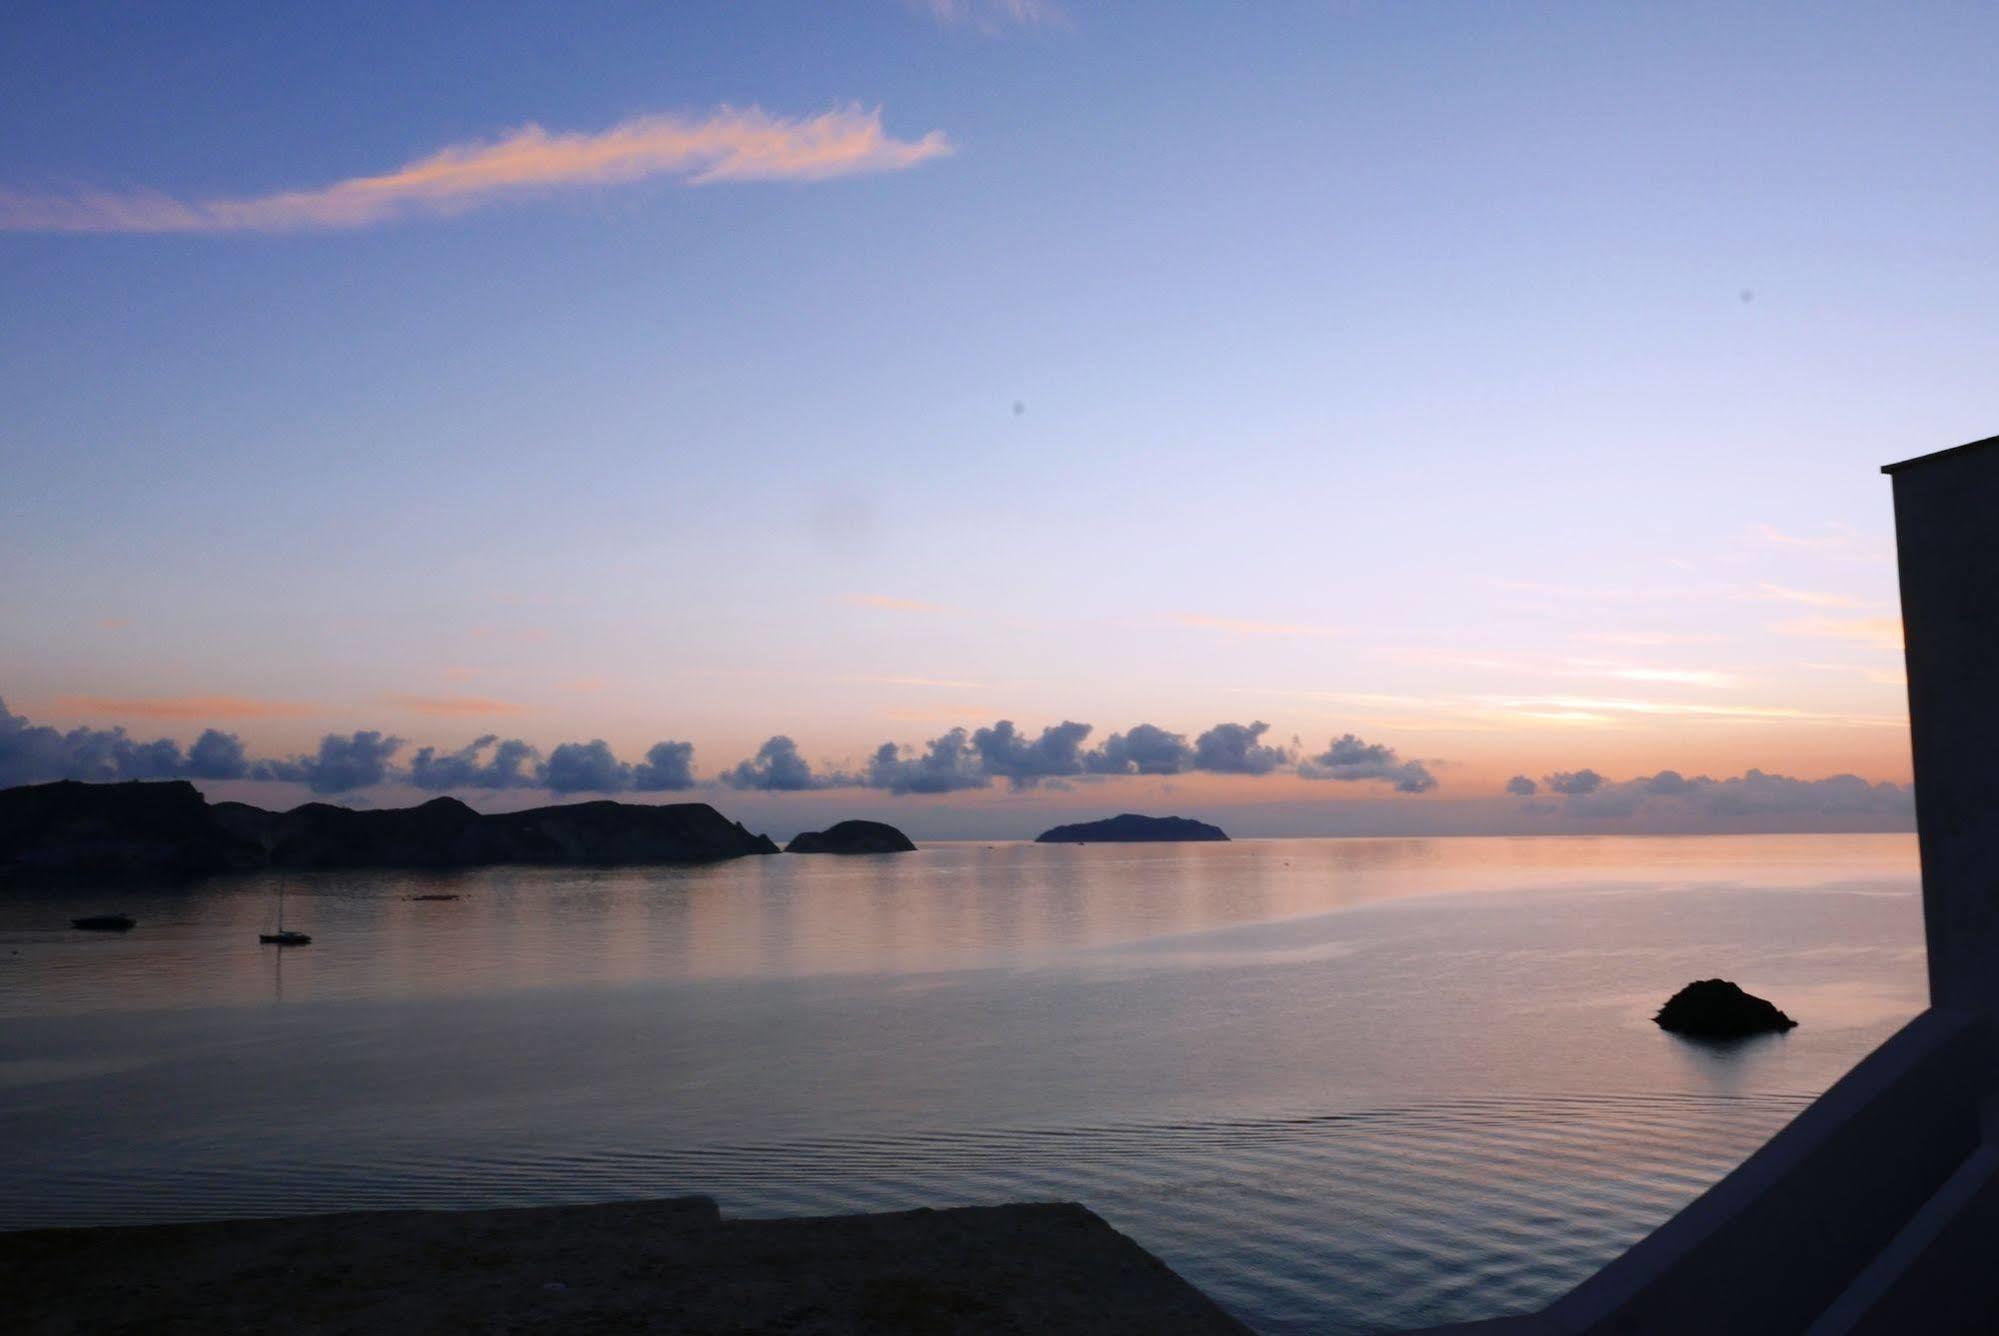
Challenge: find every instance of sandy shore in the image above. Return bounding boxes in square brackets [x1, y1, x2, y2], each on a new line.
[0, 1195, 1249, 1334]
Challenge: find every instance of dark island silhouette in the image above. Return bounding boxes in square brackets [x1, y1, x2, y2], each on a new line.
[1034, 814, 1229, 844]
[0, 779, 778, 880]
[1654, 978, 1798, 1038]
[785, 820, 916, 854]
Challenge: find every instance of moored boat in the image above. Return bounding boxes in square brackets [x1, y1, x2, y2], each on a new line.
[259, 882, 311, 946]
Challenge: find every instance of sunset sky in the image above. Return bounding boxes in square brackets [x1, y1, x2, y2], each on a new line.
[2, 2, 1991, 836]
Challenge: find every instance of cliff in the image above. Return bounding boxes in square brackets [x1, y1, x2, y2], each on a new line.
[0, 780, 263, 880]
[2, 780, 778, 881]
[785, 819, 917, 854]
[1034, 814, 1229, 844]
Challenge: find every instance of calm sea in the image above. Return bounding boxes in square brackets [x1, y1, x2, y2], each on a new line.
[0, 834, 1924, 1333]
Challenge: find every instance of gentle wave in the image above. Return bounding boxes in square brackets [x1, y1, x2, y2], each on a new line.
[3, 1089, 1809, 1333]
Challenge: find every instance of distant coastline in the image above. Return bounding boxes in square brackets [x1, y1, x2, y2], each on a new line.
[0, 779, 778, 881]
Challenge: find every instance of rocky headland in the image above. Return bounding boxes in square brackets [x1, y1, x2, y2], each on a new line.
[0, 779, 779, 881]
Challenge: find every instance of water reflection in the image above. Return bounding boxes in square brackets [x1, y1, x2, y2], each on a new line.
[0, 834, 1928, 1334]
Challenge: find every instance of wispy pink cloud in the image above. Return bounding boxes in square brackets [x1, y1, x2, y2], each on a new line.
[1744, 583, 1871, 608]
[1773, 617, 1905, 652]
[0, 105, 952, 234]
[55, 695, 315, 720]
[381, 694, 533, 717]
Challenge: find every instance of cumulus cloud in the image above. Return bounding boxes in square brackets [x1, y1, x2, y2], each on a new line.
[1505, 775, 1538, 797]
[722, 735, 855, 791]
[973, 719, 1092, 788]
[1086, 724, 1193, 775]
[184, 730, 251, 780]
[0, 696, 250, 786]
[632, 740, 697, 791]
[1298, 734, 1437, 793]
[253, 731, 403, 795]
[1545, 769, 1604, 796]
[0, 104, 951, 234]
[407, 734, 693, 795]
[867, 729, 988, 795]
[540, 739, 632, 795]
[408, 735, 541, 790]
[1193, 721, 1292, 775]
[1532, 766, 1912, 822]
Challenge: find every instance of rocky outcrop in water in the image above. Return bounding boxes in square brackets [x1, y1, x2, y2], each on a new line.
[785, 820, 916, 854]
[1, 780, 779, 881]
[1034, 814, 1229, 844]
[1654, 979, 1798, 1038]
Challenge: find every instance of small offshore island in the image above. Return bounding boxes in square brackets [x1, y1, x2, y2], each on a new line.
[1035, 814, 1229, 844]
[785, 819, 917, 854]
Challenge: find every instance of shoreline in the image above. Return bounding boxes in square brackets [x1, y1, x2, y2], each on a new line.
[0, 1194, 1249, 1334]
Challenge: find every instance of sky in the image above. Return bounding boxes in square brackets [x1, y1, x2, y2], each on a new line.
[2, 1, 1990, 838]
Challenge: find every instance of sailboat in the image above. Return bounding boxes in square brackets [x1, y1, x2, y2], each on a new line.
[259, 880, 311, 946]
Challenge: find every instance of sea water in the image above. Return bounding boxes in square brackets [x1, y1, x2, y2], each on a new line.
[0, 834, 1924, 1333]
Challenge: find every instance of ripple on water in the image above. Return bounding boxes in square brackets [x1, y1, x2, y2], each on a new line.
[2, 1089, 1809, 1334]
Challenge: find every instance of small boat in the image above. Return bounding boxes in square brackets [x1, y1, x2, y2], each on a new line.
[71, 913, 136, 932]
[259, 881, 311, 946]
[406, 893, 461, 902]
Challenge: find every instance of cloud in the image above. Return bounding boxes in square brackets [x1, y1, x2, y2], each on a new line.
[1773, 617, 1904, 652]
[1536, 766, 1912, 822]
[912, 0, 1067, 30]
[253, 731, 403, 794]
[972, 719, 1092, 788]
[1473, 693, 1900, 727]
[1571, 631, 1721, 647]
[52, 695, 314, 719]
[867, 729, 988, 795]
[405, 734, 691, 794]
[722, 735, 855, 791]
[1087, 723, 1194, 776]
[1752, 522, 1890, 562]
[1747, 584, 1868, 609]
[183, 730, 250, 780]
[1598, 667, 1737, 688]
[632, 740, 697, 791]
[1298, 734, 1437, 793]
[1544, 769, 1603, 796]
[0, 696, 251, 785]
[408, 735, 541, 790]
[1174, 614, 1343, 638]
[1193, 720, 1292, 775]
[382, 694, 532, 717]
[0, 104, 951, 235]
[540, 739, 631, 795]
[1505, 775, 1538, 797]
